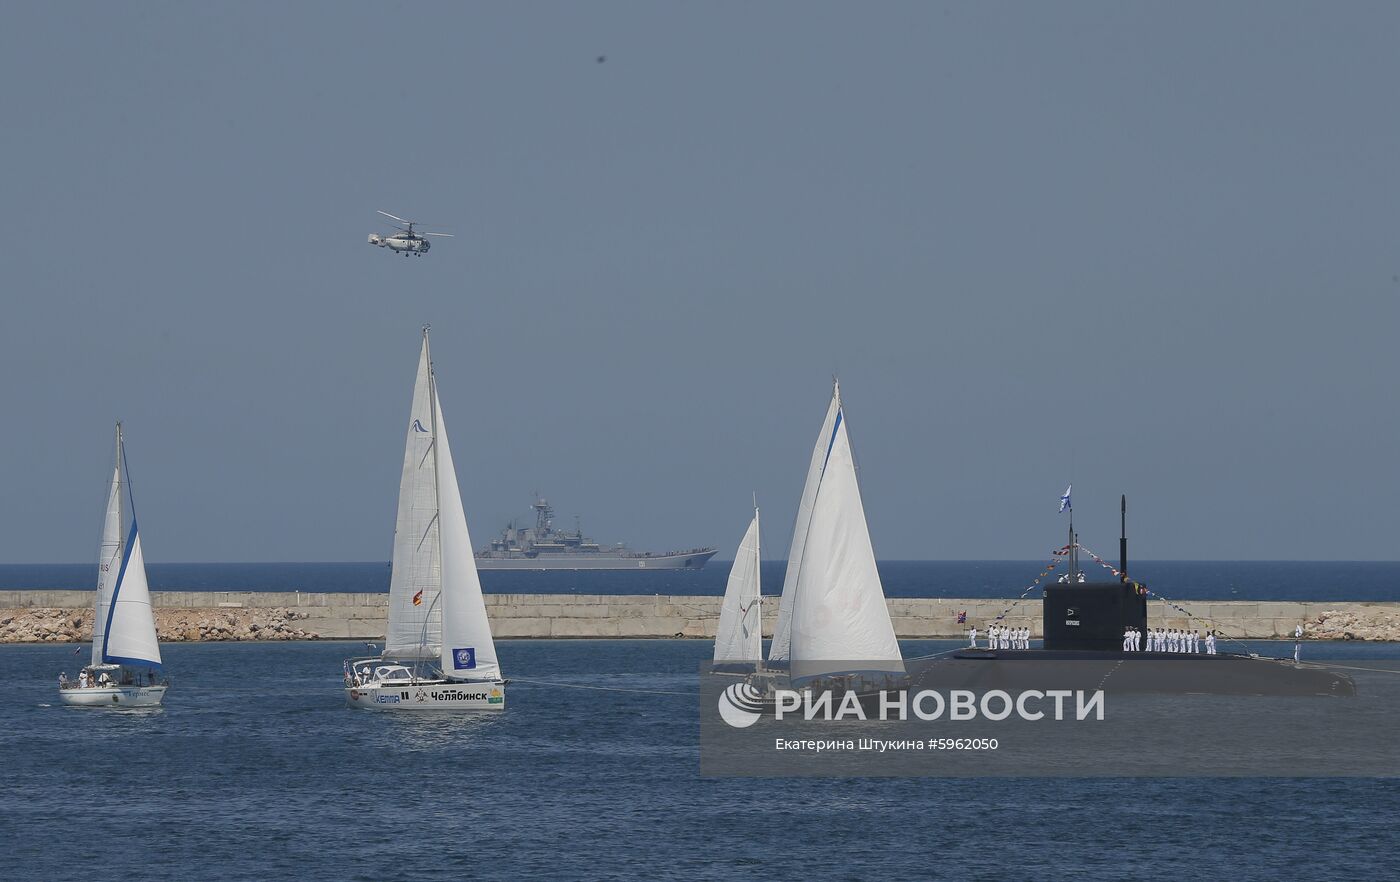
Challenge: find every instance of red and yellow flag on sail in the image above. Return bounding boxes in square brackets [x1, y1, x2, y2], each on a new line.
[412, 589, 423, 606]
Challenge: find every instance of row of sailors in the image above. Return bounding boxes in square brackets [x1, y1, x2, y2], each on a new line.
[967, 625, 1031, 650]
[967, 625, 1220, 654]
[1124, 626, 1218, 654]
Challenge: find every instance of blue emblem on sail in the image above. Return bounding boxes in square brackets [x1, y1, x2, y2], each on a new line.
[453, 648, 476, 670]
[412, 419, 429, 433]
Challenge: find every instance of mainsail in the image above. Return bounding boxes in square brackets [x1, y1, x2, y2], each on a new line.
[91, 427, 124, 667]
[431, 366, 501, 681]
[94, 424, 161, 670]
[384, 337, 443, 659]
[713, 508, 762, 665]
[788, 404, 903, 682]
[768, 381, 841, 664]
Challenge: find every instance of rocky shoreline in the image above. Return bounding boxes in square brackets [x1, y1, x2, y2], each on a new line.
[3, 597, 1400, 643]
[0, 608, 320, 644]
[1305, 608, 1400, 641]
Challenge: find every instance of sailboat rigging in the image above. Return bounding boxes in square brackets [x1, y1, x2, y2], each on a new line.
[59, 423, 168, 708]
[344, 327, 506, 710]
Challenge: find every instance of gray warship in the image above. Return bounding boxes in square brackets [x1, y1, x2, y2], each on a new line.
[475, 497, 717, 570]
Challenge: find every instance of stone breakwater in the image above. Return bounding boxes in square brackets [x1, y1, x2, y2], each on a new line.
[1, 590, 1398, 642]
[0, 606, 318, 644]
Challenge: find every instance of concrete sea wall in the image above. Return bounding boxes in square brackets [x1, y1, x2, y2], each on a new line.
[3, 590, 1399, 642]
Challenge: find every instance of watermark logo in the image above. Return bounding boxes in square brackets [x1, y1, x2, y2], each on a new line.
[718, 682, 765, 729]
[719, 685, 1105, 727]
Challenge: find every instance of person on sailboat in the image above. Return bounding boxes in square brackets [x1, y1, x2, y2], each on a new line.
[58, 672, 68, 688]
[78, 670, 89, 689]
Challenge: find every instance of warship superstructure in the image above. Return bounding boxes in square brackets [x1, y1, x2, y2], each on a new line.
[475, 497, 717, 570]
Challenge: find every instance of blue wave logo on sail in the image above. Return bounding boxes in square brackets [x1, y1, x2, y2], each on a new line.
[718, 682, 765, 728]
[453, 648, 477, 670]
[412, 419, 429, 433]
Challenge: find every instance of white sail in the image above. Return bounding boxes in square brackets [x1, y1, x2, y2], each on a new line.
[433, 385, 501, 681]
[768, 382, 841, 663]
[384, 338, 442, 659]
[713, 510, 762, 665]
[102, 524, 162, 669]
[91, 427, 124, 667]
[789, 410, 903, 682]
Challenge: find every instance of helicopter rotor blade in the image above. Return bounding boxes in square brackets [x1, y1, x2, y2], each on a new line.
[421, 231, 454, 238]
[377, 210, 411, 225]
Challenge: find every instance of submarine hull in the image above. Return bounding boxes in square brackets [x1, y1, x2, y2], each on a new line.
[907, 650, 1355, 697]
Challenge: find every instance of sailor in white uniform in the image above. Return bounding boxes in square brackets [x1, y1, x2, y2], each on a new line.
[986, 625, 997, 650]
[1191, 630, 1200, 653]
[1122, 627, 1132, 651]
[968, 626, 978, 648]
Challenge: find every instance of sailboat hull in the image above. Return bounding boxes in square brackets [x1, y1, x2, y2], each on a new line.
[58, 685, 167, 708]
[345, 680, 506, 710]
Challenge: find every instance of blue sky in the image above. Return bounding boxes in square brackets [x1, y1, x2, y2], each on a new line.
[1, 2, 1396, 562]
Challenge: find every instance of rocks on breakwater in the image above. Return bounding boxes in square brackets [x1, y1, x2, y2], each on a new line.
[0, 607, 319, 644]
[1306, 608, 1400, 642]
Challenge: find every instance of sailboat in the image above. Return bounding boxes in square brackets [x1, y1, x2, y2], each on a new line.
[712, 500, 762, 670]
[765, 382, 904, 687]
[766, 383, 841, 667]
[345, 327, 506, 711]
[59, 423, 167, 708]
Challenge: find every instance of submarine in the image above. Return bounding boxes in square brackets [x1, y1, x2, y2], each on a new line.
[906, 496, 1355, 697]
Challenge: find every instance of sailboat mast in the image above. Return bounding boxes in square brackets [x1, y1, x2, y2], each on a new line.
[753, 495, 761, 664]
[115, 421, 124, 526]
[424, 326, 441, 672]
[424, 327, 439, 516]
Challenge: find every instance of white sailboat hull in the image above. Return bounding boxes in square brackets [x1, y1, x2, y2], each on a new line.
[345, 680, 506, 711]
[58, 685, 167, 708]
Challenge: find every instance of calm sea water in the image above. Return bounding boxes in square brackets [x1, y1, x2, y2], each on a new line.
[3, 560, 1398, 600]
[4, 638, 1400, 881]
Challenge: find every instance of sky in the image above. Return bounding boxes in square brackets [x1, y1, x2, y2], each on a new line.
[1, 2, 1397, 563]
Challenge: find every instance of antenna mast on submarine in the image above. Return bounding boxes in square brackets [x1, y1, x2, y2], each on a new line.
[1120, 494, 1128, 579]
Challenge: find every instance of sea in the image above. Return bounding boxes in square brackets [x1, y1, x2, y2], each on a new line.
[3, 559, 1399, 601]
[4, 638, 1400, 881]
[5, 563, 1399, 879]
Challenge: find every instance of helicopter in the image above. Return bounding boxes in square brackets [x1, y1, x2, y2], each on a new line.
[368, 210, 453, 256]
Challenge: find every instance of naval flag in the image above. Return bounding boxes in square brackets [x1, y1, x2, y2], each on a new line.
[1058, 485, 1072, 513]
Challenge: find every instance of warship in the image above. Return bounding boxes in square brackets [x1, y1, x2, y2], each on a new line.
[475, 497, 717, 570]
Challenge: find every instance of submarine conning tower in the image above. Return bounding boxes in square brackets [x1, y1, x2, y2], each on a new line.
[1041, 494, 1147, 651]
[1042, 582, 1147, 650]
